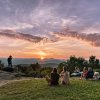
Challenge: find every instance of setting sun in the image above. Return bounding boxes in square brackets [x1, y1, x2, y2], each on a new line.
[38, 51, 46, 59]
[40, 56, 44, 60]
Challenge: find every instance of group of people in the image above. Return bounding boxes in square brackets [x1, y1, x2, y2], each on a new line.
[81, 67, 100, 80]
[6, 55, 100, 82]
[73, 66, 95, 80]
[45, 66, 100, 86]
[81, 67, 94, 80]
[46, 67, 70, 86]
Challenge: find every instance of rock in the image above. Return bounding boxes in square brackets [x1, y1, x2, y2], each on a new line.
[0, 70, 15, 80]
[2, 67, 14, 72]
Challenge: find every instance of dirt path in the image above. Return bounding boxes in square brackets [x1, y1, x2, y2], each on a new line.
[0, 70, 34, 87]
[0, 78, 33, 87]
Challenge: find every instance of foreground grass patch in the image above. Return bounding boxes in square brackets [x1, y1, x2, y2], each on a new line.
[0, 78, 100, 100]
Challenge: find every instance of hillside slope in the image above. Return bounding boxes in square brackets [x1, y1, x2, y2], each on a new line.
[0, 78, 100, 100]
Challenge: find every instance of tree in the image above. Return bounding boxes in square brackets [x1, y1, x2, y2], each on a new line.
[58, 56, 89, 74]
[31, 62, 41, 71]
[58, 56, 78, 73]
[95, 59, 99, 68]
[76, 57, 88, 69]
[89, 56, 100, 68]
[58, 62, 67, 72]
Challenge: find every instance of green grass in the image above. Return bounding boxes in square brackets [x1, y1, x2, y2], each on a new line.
[94, 69, 100, 73]
[0, 78, 100, 100]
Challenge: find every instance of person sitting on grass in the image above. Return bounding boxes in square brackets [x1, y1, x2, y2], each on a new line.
[60, 67, 70, 85]
[74, 67, 80, 73]
[86, 67, 94, 80]
[81, 67, 88, 80]
[46, 68, 60, 86]
[93, 72, 100, 80]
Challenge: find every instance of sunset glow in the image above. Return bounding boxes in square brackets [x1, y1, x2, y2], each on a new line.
[0, 0, 100, 59]
[40, 56, 44, 60]
[38, 51, 46, 59]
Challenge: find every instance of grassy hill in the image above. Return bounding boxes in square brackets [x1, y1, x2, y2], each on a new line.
[0, 78, 100, 100]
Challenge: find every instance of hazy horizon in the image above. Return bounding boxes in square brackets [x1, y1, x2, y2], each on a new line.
[0, 57, 64, 65]
[0, 0, 100, 59]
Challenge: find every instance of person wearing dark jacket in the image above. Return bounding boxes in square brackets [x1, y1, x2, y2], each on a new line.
[7, 55, 12, 67]
[86, 67, 94, 79]
[46, 68, 60, 86]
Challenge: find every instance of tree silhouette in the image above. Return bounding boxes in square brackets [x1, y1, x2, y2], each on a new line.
[58, 55, 100, 73]
[89, 56, 100, 68]
[31, 62, 41, 71]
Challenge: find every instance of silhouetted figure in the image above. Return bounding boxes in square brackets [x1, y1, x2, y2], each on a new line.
[50, 68, 60, 86]
[7, 55, 12, 67]
[46, 68, 60, 86]
[2, 55, 13, 72]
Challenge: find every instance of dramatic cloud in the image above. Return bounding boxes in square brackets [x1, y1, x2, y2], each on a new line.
[0, 0, 100, 58]
[1, 0, 100, 35]
[0, 30, 48, 43]
[51, 28, 100, 47]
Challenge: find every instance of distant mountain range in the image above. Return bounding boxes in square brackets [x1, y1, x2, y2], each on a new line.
[0, 58, 64, 66]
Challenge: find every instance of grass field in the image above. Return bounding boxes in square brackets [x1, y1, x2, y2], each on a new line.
[0, 78, 100, 100]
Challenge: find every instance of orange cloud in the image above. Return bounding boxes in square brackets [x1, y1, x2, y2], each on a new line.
[0, 29, 100, 59]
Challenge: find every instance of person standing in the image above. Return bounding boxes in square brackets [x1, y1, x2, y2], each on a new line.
[7, 55, 12, 67]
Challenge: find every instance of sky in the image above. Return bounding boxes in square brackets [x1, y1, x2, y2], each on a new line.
[0, 0, 100, 59]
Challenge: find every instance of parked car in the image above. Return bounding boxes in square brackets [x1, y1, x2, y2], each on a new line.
[71, 72, 82, 77]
